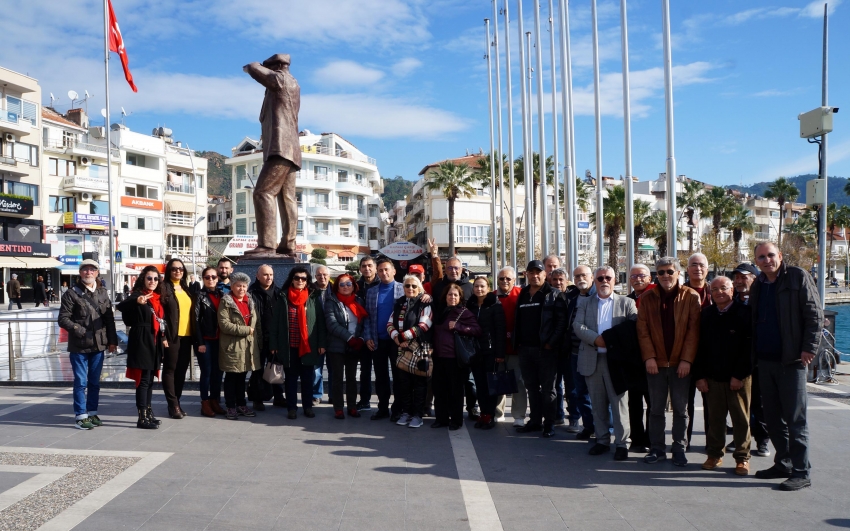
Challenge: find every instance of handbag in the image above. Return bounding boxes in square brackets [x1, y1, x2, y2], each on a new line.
[262, 359, 284, 384]
[395, 337, 433, 377]
[486, 362, 518, 396]
[452, 308, 476, 367]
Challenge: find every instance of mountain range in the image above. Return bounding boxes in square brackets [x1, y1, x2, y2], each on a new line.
[729, 174, 850, 208]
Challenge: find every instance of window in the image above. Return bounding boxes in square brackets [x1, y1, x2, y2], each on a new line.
[62, 131, 75, 147]
[168, 234, 191, 250]
[316, 193, 329, 208]
[128, 245, 156, 259]
[236, 192, 246, 214]
[235, 218, 247, 235]
[235, 165, 248, 189]
[49, 158, 75, 176]
[89, 165, 107, 178]
[338, 170, 348, 182]
[251, 221, 256, 233]
[137, 217, 145, 230]
[295, 190, 303, 207]
[314, 166, 328, 180]
[6, 182, 38, 205]
[13, 143, 38, 166]
[120, 215, 129, 229]
[578, 232, 592, 251]
[296, 220, 304, 236]
[6, 97, 37, 126]
[357, 197, 365, 215]
[90, 200, 109, 215]
[315, 221, 329, 235]
[359, 225, 366, 239]
[455, 225, 490, 244]
[49, 195, 76, 213]
[339, 195, 349, 210]
[126, 153, 146, 166]
[197, 174, 204, 188]
[124, 184, 157, 199]
[355, 173, 363, 184]
[340, 225, 350, 237]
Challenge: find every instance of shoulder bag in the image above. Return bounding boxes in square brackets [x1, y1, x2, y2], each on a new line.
[453, 308, 476, 368]
[395, 337, 433, 377]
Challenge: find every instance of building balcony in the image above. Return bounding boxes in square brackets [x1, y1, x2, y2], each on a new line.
[166, 212, 195, 226]
[300, 143, 377, 167]
[121, 164, 161, 181]
[335, 178, 372, 194]
[62, 175, 109, 193]
[0, 109, 34, 135]
[0, 155, 29, 177]
[754, 232, 771, 240]
[43, 139, 121, 159]
[368, 216, 381, 228]
[369, 239, 380, 250]
[304, 230, 359, 245]
[165, 182, 196, 195]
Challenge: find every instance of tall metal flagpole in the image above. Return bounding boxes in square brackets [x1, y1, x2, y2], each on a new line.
[559, 0, 578, 269]
[548, 0, 561, 257]
[533, 0, 550, 255]
[492, 1, 507, 269]
[621, 0, 635, 270]
[817, 3, 828, 306]
[504, 0, 518, 272]
[525, 31, 536, 261]
[485, 19, 499, 283]
[517, 0, 535, 262]
[662, 0, 678, 258]
[102, 0, 116, 297]
[591, 0, 604, 266]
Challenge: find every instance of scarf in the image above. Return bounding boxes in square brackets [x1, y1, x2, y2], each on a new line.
[337, 293, 368, 322]
[126, 289, 163, 388]
[288, 287, 311, 357]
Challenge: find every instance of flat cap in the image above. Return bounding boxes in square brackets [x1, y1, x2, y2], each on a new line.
[79, 259, 100, 271]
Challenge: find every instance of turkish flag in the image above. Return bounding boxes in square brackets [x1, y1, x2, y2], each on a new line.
[107, 0, 138, 92]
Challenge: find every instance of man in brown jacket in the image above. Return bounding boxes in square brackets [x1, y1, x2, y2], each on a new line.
[636, 257, 701, 466]
[6, 274, 21, 310]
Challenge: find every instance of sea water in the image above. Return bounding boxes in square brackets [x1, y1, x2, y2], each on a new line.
[829, 304, 850, 362]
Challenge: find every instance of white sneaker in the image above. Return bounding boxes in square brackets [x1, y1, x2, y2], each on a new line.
[495, 415, 506, 423]
[512, 418, 525, 427]
[396, 413, 412, 426]
[408, 415, 423, 428]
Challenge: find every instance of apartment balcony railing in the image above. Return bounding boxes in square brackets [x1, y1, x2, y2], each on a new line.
[754, 232, 771, 240]
[42, 138, 120, 158]
[166, 182, 195, 195]
[166, 212, 194, 226]
[300, 143, 377, 166]
[0, 156, 16, 167]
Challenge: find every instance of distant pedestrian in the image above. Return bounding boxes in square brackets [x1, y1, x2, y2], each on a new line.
[34, 276, 48, 307]
[57, 260, 118, 430]
[6, 274, 21, 310]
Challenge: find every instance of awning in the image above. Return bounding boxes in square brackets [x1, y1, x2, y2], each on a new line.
[638, 244, 655, 251]
[15, 257, 63, 268]
[165, 200, 197, 213]
[0, 257, 24, 268]
[336, 251, 356, 259]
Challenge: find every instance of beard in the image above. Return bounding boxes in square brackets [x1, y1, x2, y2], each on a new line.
[81, 277, 96, 286]
[575, 280, 591, 291]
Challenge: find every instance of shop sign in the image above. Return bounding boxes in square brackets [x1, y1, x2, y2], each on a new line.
[379, 241, 424, 260]
[63, 212, 109, 231]
[223, 235, 258, 256]
[120, 196, 163, 210]
[0, 197, 34, 216]
[578, 221, 590, 229]
[0, 242, 51, 257]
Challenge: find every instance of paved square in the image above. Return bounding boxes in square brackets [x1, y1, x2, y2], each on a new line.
[0, 384, 845, 530]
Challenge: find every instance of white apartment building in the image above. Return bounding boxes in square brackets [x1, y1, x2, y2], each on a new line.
[225, 131, 386, 263]
[207, 195, 232, 235]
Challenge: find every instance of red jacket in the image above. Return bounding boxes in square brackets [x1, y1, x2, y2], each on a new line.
[495, 286, 521, 355]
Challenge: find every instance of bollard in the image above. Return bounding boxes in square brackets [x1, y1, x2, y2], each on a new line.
[7, 322, 14, 381]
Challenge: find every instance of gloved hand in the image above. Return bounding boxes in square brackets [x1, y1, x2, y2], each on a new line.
[347, 337, 365, 350]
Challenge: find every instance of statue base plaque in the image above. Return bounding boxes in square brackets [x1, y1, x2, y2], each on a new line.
[233, 255, 308, 286]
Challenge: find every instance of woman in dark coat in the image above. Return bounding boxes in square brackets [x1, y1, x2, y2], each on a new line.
[324, 273, 367, 419]
[117, 265, 167, 429]
[467, 277, 506, 429]
[160, 258, 197, 419]
[193, 266, 225, 418]
[431, 283, 481, 430]
[34, 276, 48, 307]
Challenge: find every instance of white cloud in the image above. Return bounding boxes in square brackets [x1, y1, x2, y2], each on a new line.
[800, 0, 842, 18]
[753, 89, 799, 97]
[313, 61, 384, 86]
[392, 58, 423, 77]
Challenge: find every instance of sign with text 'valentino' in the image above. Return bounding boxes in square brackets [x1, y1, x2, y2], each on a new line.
[120, 196, 163, 211]
[0, 242, 51, 257]
[379, 241, 424, 261]
[0, 197, 34, 216]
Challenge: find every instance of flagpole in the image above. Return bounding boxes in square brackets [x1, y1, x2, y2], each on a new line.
[517, 0, 535, 263]
[548, 0, 562, 258]
[533, 0, 550, 255]
[503, 0, 518, 272]
[103, 0, 116, 299]
[485, 19, 498, 283]
[662, 0, 677, 258]
[591, 0, 604, 267]
[559, 0, 578, 270]
[621, 0, 635, 271]
[492, 0, 506, 269]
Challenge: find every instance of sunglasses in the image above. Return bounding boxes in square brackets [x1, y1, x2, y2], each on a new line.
[338, 282, 353, 287]
[498, 277, 513, 282]
[145, 276, 159, 282]
[203, 275, 217, 280]
[596, 276, 613, 282]
[171, 267, 185, 272]
[293, 276, 308, 281]
[657, 269, 676, 276]
[403, 284, 418, 289]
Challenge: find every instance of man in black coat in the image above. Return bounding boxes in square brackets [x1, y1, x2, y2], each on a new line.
[248, 264, 283, 410]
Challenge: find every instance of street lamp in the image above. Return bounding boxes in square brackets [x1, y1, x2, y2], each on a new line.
[192, 215, 206, 281]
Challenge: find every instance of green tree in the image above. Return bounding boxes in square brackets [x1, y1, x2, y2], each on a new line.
[678, 180, 704, 254]
[696, 186, 737, 245]
[781, 209, 818, 269]
[764, 176, 800, 247]
[632, 199, 654, 264]
[474, 151, 510, 190]
[726, 203, 755, 262]
[381, 175, 414, 210]
[425, 161, 477, 256]
[589, 185, 628, 275]
[644, 210, 670, 257]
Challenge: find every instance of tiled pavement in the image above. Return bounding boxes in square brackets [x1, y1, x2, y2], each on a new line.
[0, 385, 847, 531]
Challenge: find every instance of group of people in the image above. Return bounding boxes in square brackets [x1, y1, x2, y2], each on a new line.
[57, 240, 821, 492]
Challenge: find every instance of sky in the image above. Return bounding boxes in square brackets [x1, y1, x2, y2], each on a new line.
[3, 0, 848, 187]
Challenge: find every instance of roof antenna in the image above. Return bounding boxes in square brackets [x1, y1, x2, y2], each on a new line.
[49, 93, 56, 108]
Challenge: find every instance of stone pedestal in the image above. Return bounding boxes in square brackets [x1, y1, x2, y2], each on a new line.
[232, 256, 309, 285]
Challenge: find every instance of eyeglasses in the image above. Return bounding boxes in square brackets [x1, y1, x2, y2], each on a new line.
[710, 286, 732, 292]
[203, 275, 217, 280]
[657, 269, 676, 276]
[689, 263, 707, 269]
[498, 277, 514, 282]
[596, 276, 613, 282]
[171, 267, 185, 272]
[80, 268, 98, 274]
[145, 276, 159, 282]
[630, 274, 648, 280]
[338, 282, 353, 287]
[403, 284, 418, 289]
[293, 276, 308, 281]
[447, 266, 461, 270]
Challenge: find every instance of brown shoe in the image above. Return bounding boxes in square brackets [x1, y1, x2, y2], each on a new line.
[200, 399, 216, 418]
[702, 457, 723, 470]
[209, 400, 226, 415]
[735, 461, 750, 476]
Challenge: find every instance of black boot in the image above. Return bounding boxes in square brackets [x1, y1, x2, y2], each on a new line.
[137, 408, 157, 429]
[146, 407, 162, 426]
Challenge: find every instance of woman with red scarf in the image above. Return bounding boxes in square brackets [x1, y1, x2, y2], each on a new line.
[324, 273, 368, 419]
[270, 266, 327, 420]
[118, 265, 167, 429]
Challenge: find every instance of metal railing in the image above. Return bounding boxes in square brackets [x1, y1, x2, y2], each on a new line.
[0, 155, 16, 167]
[166, 182, 196, 194]
[166, 212, 194, 226]
[42, 138, 120, 157]
[300, 143, 377, 166]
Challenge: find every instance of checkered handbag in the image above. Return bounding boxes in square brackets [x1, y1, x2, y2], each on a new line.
[395, 338, 433, 378]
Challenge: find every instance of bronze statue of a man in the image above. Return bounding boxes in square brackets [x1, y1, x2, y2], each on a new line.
[242, 53, 301, 257]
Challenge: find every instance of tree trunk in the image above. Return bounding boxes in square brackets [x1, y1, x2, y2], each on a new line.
[688, 226, 694, 254]
[777, 200, 785, 247]
[448, 197, 456, 257]
[608, 226, 620, 277]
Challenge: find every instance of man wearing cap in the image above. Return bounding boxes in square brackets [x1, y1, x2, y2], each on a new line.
[243, 53, 301, 256]
[513, 260, 567, 438]
[58, 260, 118, 430]
[6, 273, 21, 310]
[733, 262, 758, 305]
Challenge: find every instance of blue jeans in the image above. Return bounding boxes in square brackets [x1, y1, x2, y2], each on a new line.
[313, 353, 333, 400]
[197, 340, 223, 401]
[70, 351, 104, 418]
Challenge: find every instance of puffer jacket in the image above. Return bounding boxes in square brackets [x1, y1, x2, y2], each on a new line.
[58, 280, 118, 353]
[637, 284, 701, 367]
[324, 291, 366, 353]
[749, 261, 823, 365]
[217, 293, 261, 373]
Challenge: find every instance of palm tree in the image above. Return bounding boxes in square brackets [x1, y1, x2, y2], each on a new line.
[644, 210, 670, 257]
[589, 185, 628, 275]
[632, 199, 654, 263]
[474, 151, 510, 190]
[678, 180, 704, 254]
[696, 186, 736, 244]
[574, 177, 591, 213]
[425, 161, 477, 256]
[784, 209, 817, 244]
[764, 176, 800, 247]
[726, 203, 756, 261]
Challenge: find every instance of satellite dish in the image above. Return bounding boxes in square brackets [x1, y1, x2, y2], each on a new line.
[100, 108, 107, 118]
[50, 92, 55, 100]
[68, 90, 78, 101]
[84, 90, 90, 99]
[121, 107, 126, 116]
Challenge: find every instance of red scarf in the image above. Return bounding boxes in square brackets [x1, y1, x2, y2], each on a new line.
[288, 287, 311, 357]
[126, 289, 163, 387]
[337, 293, 368, 322]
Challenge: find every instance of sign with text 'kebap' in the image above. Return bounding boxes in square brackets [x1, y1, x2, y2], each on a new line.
[379, 241, 424, 261]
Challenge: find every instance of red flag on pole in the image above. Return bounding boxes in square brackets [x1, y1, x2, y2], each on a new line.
[107, 0, 138, 92]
